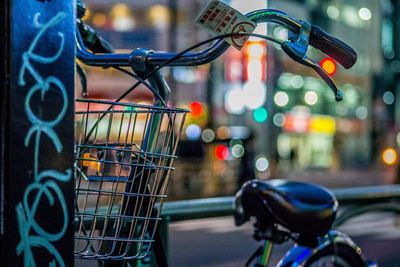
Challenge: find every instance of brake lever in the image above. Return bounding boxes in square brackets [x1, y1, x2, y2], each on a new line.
[281, 20, 343, 102]
[299, 56, 343, 102]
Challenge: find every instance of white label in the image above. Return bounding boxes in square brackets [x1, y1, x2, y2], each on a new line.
[195, 0, 256, 50]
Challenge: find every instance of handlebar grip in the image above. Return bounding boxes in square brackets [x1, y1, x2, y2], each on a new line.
[78, 21, 115, 54]
[91, 35, 115, 54]
[309, 25, 357, 69]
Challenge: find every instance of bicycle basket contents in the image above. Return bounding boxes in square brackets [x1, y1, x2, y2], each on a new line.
[74, 99, 187, 260]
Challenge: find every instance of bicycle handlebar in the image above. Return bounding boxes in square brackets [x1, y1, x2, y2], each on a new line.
[77, 9, 301, 67]
[76, 7, 357, 102]
[77, 9, 356, 69]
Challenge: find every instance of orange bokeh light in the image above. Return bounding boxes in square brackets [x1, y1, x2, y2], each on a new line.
[189, 101, 203, 118]
[382, 148, 397, 165]
[320, 58, 337, 76]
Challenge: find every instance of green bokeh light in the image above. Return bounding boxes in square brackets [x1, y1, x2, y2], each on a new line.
[253, 107, 268, 123]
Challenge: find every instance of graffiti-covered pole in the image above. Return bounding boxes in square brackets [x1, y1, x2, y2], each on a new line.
[0, 1, 75, 266]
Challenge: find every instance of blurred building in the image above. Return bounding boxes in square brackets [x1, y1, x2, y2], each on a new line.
[80, 0, 397, 197]
[267, 0, 380, 170]
[220, 0, 382, 173]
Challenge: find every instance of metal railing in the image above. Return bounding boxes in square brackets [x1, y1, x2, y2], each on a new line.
[160, 184, 400, 222]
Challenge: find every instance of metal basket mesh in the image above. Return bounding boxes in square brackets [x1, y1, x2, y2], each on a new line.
[74, 99, 187, 260]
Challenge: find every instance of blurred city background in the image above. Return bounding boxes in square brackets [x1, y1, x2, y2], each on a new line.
[78, 0, 400, 200]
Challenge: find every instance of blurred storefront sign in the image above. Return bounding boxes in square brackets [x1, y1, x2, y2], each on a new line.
[283, 114, 336, 135]
[225, 40, 267, 82]
[224, 40, 267, 113]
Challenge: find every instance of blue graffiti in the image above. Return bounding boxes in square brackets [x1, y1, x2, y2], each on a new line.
[16, 12, 71, 267]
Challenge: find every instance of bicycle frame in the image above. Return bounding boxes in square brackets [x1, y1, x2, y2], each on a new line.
[252, 231, 368, 267]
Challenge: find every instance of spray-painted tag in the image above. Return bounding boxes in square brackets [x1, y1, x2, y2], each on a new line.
[195, 0, 256, 50]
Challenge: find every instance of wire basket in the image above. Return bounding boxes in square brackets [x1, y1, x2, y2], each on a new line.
[74, 99, 187, 260]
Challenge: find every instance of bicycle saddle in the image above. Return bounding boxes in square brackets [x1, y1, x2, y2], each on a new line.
[234, 179, 338, 237]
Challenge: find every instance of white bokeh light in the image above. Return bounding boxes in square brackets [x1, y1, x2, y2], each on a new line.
[243, 81, 266, 110]
[225, 87, 246, 114]
[358, 7, 372, 21]
[247, 60, 263, 81]
[273, 113, 286, 127]
[232, 144, 245, 158]
[255, 156, 269, 172]
[327, 5, 340, 20]
[274, 91, 289, 107]
[304, 91, 318, 105]
[202, 129, 215, 143]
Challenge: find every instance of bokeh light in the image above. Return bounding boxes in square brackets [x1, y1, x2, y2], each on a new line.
[383, 91, 394, 105]
[202, 129, 215, 143]
[320, 58, 337, 75]
[92, 12, 107, 28]
[217, 126, 230, 140]
[274, 91, 289, 107]
[290, 75, 304, 89]
[185, 124, 201, 140]
[358, 7, 372, 21]
[215, 144, 230, 160]
[273, 113, 286, 127]
[111, 3, 135, 31]
[148, 5, 170, 29]
[355, 106, 368, 120]
[255, 156, 269, 172]
[225, 87, 245, 114]
[189, 101, 204, 117]
[327, 5, 340, 20]
[253, 107, 268, 123]
[382, 148, 397, 165]
[232, 144, 245, 158]
[304, 91, 318, 105]
[243, 81, 266, 110]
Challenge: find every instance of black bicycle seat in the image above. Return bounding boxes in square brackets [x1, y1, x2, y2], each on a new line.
[234, 179, 338, 237]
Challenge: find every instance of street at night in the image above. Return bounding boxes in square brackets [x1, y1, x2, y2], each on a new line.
[2, 0, 400, 266]
[170, 214, 400, 266]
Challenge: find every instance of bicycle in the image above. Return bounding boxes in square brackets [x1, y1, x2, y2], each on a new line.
[75, 1, 377, 266]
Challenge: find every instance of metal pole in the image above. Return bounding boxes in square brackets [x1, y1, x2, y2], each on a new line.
[1, 1, 76, 266]
[0, 0, 10, 263]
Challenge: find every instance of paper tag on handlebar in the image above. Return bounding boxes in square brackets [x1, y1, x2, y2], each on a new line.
[195, 0, 256, 50]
